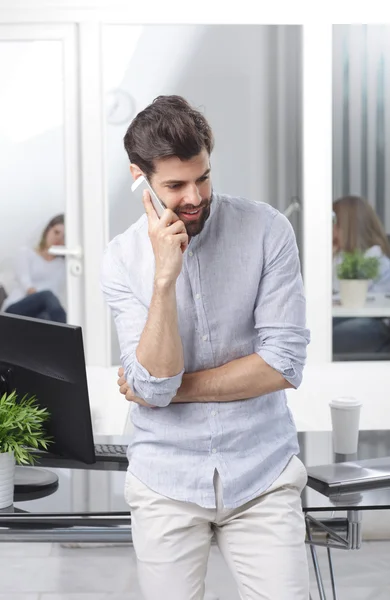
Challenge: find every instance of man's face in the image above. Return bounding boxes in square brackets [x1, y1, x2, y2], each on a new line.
[132, 148, 213, 237]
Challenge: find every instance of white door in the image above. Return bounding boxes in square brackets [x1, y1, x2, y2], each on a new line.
[0, 25, 83, 327]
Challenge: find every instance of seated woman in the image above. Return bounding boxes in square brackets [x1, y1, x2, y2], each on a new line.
[332, 196, 390, 355]
[1, 214, 66, 323]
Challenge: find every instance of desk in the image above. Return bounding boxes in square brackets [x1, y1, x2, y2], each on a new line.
[1, 432, 390, 600]
[332, 293, 390, 318]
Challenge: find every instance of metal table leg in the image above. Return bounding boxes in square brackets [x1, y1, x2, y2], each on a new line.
[306, 518, 327, 599]
[305, 510, 362, 600]
[327, 548, 338, 600]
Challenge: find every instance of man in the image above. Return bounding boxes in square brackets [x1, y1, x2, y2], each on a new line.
[101, 95, 311, 599]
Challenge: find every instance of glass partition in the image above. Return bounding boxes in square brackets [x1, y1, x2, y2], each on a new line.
[0, 40, 68, 323]
[332, 25, 390, 361]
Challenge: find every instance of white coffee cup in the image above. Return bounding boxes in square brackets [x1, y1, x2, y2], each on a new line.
[329, 397, 362, 454]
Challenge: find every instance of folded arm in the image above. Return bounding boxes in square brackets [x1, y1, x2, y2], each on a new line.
[172, 353, 292, 403]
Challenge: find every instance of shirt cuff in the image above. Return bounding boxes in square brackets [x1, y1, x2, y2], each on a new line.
[256, 348, 302, 389]
[130, 355, 184, 407]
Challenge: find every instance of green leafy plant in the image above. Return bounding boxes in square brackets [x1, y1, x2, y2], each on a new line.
[0, 390, 52, 465]
[337, 251, 380, 281]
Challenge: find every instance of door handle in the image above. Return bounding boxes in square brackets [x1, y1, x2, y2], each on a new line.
[283, 198, 301, 219]
[48, 245, 83, 259]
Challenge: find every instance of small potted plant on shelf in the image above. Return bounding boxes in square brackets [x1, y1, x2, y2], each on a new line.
[337, 250, 380, 308]
[0, 390, 52, 509]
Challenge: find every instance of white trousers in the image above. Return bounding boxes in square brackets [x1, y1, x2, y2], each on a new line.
[124, 455, 310, 600]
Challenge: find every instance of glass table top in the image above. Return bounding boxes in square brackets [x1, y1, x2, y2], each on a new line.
[1, 430, 390, 516]
[299, 430, 390, 511]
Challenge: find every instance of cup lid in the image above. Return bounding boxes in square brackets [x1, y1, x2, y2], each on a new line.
[329, 397, 362, 409]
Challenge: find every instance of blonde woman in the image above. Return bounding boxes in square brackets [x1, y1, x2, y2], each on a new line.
[1, 214, 66, 322]
[332, 196, 390, 355]
[333, 195, 390, 293]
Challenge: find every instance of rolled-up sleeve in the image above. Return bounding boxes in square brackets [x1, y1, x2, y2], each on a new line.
[254, 212, 310, 388]
[100, 240, 183, 407]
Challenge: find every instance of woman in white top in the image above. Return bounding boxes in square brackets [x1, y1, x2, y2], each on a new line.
[332, 196, 390, 355]
[2, 215, 66, 323]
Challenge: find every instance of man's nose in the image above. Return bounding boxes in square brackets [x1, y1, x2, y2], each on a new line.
[184, 184, 202, 206]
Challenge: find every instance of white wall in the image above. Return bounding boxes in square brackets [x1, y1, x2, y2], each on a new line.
[288, 362, 390, 431]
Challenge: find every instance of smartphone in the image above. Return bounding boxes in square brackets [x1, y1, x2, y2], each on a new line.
[131, 175, 166, 218]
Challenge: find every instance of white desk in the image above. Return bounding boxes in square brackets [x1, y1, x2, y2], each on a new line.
[333, 293, 390, 318]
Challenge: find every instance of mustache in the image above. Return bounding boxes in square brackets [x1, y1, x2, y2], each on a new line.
[176, 200, 209, 213]
[175, 192, 213, 214]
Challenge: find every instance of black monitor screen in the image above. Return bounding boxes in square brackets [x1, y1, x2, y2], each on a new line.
[0, 313, 95, 463]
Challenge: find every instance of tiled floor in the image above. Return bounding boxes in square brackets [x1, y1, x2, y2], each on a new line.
[0, 540, 389, 599]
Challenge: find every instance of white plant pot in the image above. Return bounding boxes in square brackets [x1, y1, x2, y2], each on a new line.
[339, 279, 369, 309]
[0, 451, 15, 509]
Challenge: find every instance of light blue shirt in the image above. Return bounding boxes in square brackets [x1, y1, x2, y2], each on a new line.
[101, 193, 310, 508]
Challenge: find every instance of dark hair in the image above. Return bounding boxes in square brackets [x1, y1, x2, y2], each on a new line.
[38, 214, 64, 251]
[123, 95, 214, 178]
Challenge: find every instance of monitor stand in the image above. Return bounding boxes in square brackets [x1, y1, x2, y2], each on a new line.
[14, 466, 59, 502]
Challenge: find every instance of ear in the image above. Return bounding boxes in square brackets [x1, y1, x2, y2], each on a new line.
[130, 164, 144, 181]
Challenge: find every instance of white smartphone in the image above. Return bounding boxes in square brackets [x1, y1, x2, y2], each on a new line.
[131, 175, 166, 218]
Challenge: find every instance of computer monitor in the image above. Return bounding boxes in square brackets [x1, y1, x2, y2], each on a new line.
[0, 313, 96, 464]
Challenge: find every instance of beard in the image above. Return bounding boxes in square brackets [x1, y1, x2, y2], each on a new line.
[175, 189, 214, 238]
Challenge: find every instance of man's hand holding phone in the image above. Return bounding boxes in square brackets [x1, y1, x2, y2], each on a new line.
[143, 190, 188, 286]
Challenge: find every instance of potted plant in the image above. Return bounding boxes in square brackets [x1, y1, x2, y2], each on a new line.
[337, 250, 380, 308]
[0, 390, 52, 509]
